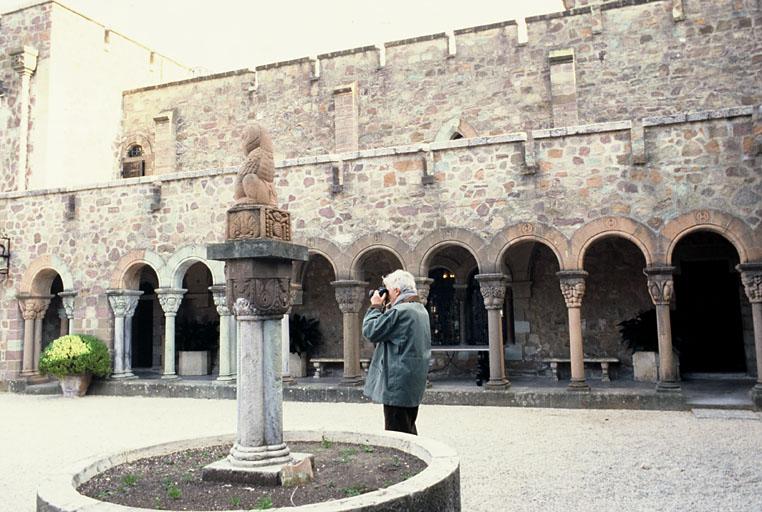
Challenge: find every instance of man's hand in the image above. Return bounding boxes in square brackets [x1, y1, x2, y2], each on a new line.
[370, 290, 385, 307]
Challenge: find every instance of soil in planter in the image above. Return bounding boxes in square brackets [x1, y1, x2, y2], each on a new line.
[78, 440, 426, 510]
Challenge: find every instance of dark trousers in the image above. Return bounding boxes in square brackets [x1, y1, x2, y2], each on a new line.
[383, 404, 419, 435]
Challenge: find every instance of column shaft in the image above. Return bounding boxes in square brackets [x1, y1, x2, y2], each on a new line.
[33, 315, 44, 372]
[655, 304, 677, 382]
[752, 303, 762, 386]
[237, 317, 265, 447]
[162, 314, 177, 378]
[263, 318, 284, 446]
[342, 311, 362, 383]
[124, 315, 135, 377]
[217, 313, 233, 380]
[113, 315, 126, 376]
[567, 307, 586, 386]
[486, 308, 507, 386]
[21, 317, 35, 375]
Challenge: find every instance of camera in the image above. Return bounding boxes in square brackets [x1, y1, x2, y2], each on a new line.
[368, 286, 388, 298]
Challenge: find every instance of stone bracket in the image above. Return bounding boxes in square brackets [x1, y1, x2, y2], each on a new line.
[331, 161, 344, 195]
[64, 194, 76, 220]
[631, 119, 646, 165]
[522, 133, 537, 174]
[421, 150, 435, 186]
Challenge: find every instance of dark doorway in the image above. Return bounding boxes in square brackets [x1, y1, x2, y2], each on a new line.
[467, 269, 488, 346]
[132, 269, 158, 369]
[675, 260, 746, 373]
[428, 267, 458, 346]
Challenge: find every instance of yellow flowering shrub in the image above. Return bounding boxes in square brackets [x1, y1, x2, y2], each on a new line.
[39, 335, 111, 378]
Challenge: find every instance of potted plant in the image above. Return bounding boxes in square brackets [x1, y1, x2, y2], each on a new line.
[618, 309, 680, 382]
[38, 334, 111, 397]
[289, 314, 322, 378]
[175, 319, 219, 376]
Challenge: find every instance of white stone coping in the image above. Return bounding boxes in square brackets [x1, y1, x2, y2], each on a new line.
[36, 429, 460, 512]
[1, 105, 755, 201]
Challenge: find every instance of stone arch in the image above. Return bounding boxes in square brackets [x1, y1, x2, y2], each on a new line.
[119, 133, 154, 177]
[487, 222, 568, 273]
[571, 217, 658, 269]
[348, 233, 411, 280]
[164, 244, 225, 288]
[110, 249, 167, 289]
[662, 210, 758, 264]
[301, 237, 344, 279]
[18, 255, 75, 295]
[415, 228, 485, 277]
[434, 115, 479, 142]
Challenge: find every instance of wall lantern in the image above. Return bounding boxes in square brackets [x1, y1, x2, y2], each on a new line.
[0, 235, 10, 275]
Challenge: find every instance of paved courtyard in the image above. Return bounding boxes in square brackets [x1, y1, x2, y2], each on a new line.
[2, 393, 761, 512]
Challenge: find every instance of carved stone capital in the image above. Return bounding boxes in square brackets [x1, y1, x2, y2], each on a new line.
[557, 270, 588, 308]
[228, 278, 291, 317]
[475, 274, 509, 310]
[414, 277, 434, 306]
[10, 46, 39, 76]
[643, 266, 675, 306]
[106, 289, 144, 318]
[209, 285, 231, 316]
[331, 280, 369, 314]
[58, 291, 77, 319]
[155, 288, 187, 316]
[17, 295, 46, 320]
[737, 263, 762, 304]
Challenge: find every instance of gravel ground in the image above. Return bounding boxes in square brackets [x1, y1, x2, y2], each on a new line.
[2, 393, 761, 512]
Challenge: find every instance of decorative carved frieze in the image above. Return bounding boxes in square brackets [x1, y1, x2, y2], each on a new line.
[737, 263, 762, 304]
[156, 289, 186, 316]
[557, 271, 588, 308]
[643, 266, 675, 306]
[227, 204, 291, 242]
[475, 274, 508, 310]
[332, 280, 368, 314]
[228, 277, 291, 317]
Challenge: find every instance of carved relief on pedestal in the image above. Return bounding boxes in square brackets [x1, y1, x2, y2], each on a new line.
[475, 274, 508, 310]
[737, 264, 762, 304]
[557, 271, 588, 308]
[227, 205, 291, 242]
[332, 282, 367, 314]
[228, 278, 291, 316]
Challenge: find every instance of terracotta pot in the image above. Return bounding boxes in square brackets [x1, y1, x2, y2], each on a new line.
[58, 374, 92, 397]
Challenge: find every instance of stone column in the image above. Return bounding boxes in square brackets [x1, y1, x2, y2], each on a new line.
[557, 270, 590, 391]
[644, 266, 680, 392]
[211, 285, 234, 381]
[57, 309, 68, 337]
[332, 280, 368, 386]
[59, 291, 77, 335]
[475, 274, 510, 389]
[156, 288, 187, 379]
[10, 46, 38, 192]
[18, 297, 41, 376]
[281, 312, 295, 384]
[415, 277, 434, 306]
[107, 290, 142, 379]
[737, 263, 762, 402]
[32, 297, 52, 373]
[453, 284, 469, 345]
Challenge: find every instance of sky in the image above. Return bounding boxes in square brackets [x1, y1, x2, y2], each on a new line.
[0, 0, 564, 72]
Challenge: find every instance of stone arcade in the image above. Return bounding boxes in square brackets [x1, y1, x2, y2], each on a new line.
[0, 0, 761, 406]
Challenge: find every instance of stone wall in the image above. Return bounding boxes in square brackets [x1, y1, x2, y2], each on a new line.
[120, 0, 761, 173]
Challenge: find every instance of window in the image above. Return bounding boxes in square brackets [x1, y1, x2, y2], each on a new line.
[122, 144, 146, 178]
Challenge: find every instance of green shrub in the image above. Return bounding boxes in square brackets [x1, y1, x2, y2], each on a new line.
[38, 334, 111, 378]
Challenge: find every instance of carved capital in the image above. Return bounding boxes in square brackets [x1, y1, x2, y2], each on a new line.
[643, 266, 675, 306]
[17, 295, 53, 320]
[332, 280, 368, 314]
[107, 289, 144, 318]
[475, 273, 508, 310]
[155, 288, 187, 316]
[228, 278, 290, 317]
[557, 270, 588, 308]
[209, 285, 231, 316]
[58, 291, 77, 319]
[737, 263, 762, 304]
[414, 277, 434, 306]
[10, 46, 39, 76]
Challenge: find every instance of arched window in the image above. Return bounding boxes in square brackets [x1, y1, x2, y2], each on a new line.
[450, 132, 464, 140]
[122, 144, 146, 178]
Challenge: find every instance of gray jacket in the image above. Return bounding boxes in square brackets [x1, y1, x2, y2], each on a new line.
[362, 297, 432, 407]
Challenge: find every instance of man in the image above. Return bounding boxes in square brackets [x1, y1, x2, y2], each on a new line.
[362, 269, 432, 435]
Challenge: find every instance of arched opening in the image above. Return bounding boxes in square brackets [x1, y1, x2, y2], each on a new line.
[175, 262, 218, 376]
[583, 237, 650, 378]
[40, 275, 64, 349]
[500, 241, 564, 372]
[293, 254, 340, 359]
[131, 266, 161, 371]
[122, 144, 146, 178]
[671, 232, 748, 374]
[428, 267, 458, 345]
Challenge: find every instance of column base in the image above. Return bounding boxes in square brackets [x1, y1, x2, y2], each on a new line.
[341, 375, 364, 387]
[161, 373, 179, 380]
[567, 380, 590, 392]
[111, 372, 135, 380]
[282, 375, 297, 386]
[485, 379, 510, 390]
[217, 374, 236, 382]
[656, 380, 681, 393]
[751, 384, 762, 409]
[202, 452, 313, 486]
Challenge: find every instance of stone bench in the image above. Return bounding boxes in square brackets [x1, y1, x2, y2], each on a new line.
[311, 357, 370, 379]
[542, 357, 620, 382]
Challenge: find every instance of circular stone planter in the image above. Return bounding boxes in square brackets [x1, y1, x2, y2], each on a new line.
[37, 430, 461, 512]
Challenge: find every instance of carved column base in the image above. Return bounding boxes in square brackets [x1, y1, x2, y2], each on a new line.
[656, 380, 682, 393]
[161, 373, 179, 380]
[485, 378, 510, 390]
[567, 380, 591, 392]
